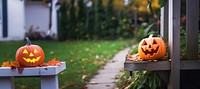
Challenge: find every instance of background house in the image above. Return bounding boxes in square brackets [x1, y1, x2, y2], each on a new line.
[0, 0, 59, 41]
[0, 0, 25, 41]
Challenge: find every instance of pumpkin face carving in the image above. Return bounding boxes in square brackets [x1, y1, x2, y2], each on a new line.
[16, 37, 44, 67]
[138, 34, 166, 60]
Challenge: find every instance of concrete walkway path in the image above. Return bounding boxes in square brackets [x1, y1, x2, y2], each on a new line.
[86, 48, 130, 89]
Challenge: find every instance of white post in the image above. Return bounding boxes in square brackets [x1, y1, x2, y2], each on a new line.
[41, 75, 59, 89]
[0, 77, 15, 89]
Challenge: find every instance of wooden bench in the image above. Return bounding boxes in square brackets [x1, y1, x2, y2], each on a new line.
[0, 62, 66, 89]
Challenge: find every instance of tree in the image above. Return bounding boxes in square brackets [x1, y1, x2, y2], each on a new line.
[58, 1, 68, 41]
[85, 5, 95, 39]
[94, 0, 105, 39]
[105, 0, 117, 39]
[76, 0, 87, 39]
[68, 0, 76, 39]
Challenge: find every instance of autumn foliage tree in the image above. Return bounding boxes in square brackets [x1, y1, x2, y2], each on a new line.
[58, 0, 160, 40]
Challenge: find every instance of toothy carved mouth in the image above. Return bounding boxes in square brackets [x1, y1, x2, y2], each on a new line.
[23, 56, 41, 63]
[141, 47, 159, 56]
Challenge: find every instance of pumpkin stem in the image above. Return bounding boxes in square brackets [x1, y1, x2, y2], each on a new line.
[149, 34, 153, 38]
[25, 37, 32, 45]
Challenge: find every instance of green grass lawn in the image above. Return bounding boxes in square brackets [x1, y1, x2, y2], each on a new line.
[0, 39, 135, 89]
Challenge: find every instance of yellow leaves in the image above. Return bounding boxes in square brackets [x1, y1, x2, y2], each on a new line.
[125, 0, 160, 13]
[81, 74, 87, 80]
[151, 0, 160, 9]
[95, 55, 100, 59]
[84, 48, 90, 51]
[70, 59, 75, 63]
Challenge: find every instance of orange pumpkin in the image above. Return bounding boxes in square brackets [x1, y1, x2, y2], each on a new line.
[138, 34, 166, 60]
[15, 37, 45, 67]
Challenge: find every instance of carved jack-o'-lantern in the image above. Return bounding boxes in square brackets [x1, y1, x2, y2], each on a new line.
[138, 34, 166, 60]
[16, 37, 45, 67]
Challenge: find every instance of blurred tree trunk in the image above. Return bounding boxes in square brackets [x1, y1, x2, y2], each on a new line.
[86, 5, 95, 39]
[58, 1, 68, 41]
[95, 0, 105, 39]
[105, 0, 117, 39]
[77, 0, 86, 39]
[69, 0, 76, 39]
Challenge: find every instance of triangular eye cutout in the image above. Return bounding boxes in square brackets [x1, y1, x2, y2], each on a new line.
[34, 49, 38, 53]
[23, 49, 28, 54]
[153, 39, 157, 44]
[142, 41, 147, 45]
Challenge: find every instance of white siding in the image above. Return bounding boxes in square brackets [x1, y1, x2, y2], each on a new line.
[7, 0, 25, 40]
[25, 2, 49, 33]
[0, 23, 2, 38]
[0, 0, 58, 41]
[0, 0, 2, 38]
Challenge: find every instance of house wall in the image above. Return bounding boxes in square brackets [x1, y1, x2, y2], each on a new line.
[7, 0, 25, 40]
[25, 2, 50, 34]
[0, 23, 2, 38]
[0, 0, 3, 38]
[25, 0, 58, 39]
[0, 0, 25, 41]
[0, 0, 59, 41]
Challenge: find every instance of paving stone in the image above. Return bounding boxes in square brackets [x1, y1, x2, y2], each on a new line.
[87, 83, 114, 89]
[86, 48, 130, 89]
[92, 72, 119, 79]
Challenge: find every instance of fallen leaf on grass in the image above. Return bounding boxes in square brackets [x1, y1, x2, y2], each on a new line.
[82, 74, 88, 80]
[67, 81, 77, 87]
[95, 55, 99, 59]
[70, 59, 75, 63]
